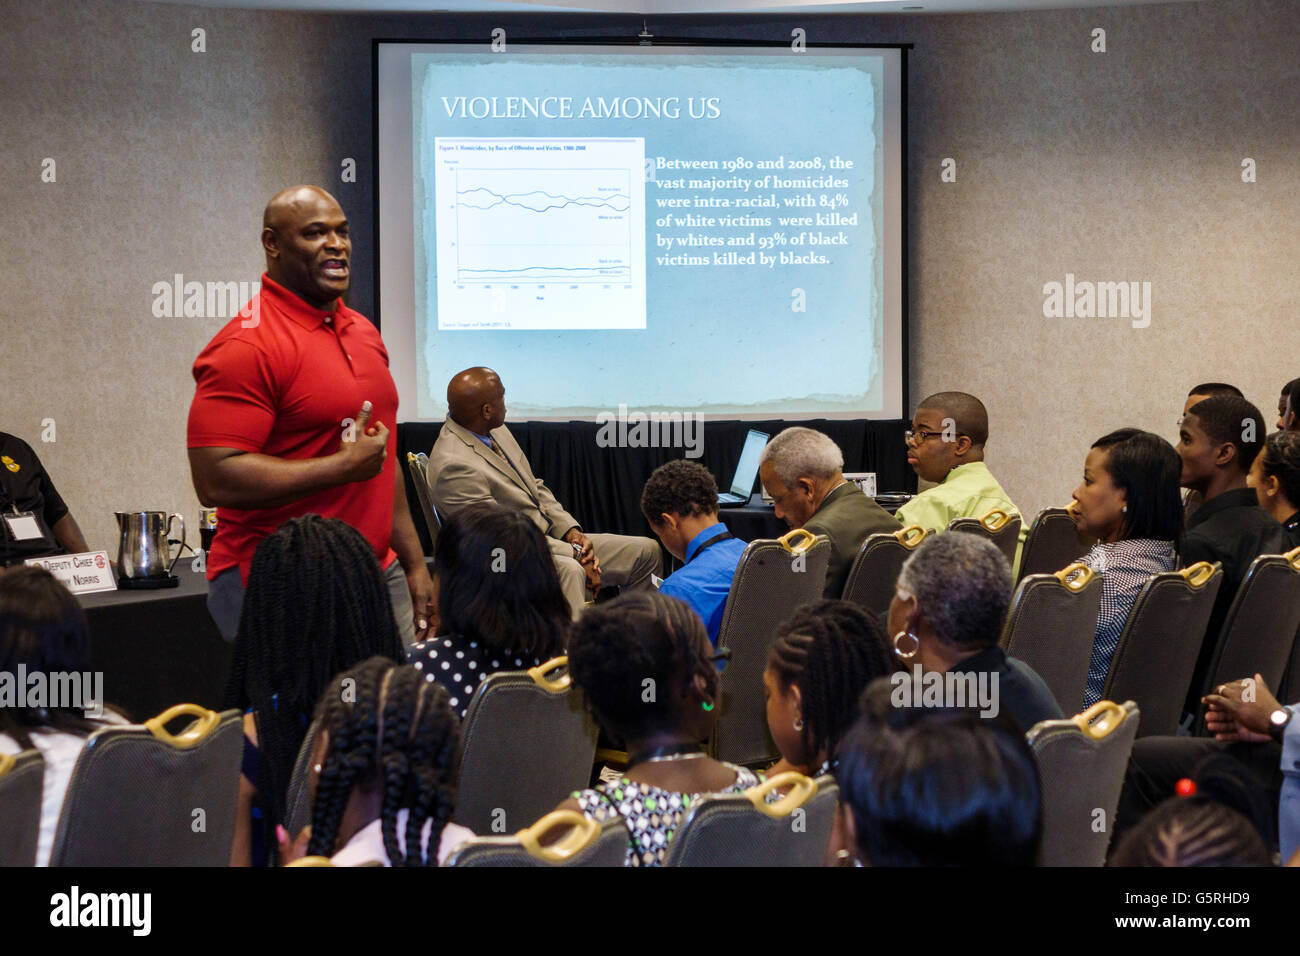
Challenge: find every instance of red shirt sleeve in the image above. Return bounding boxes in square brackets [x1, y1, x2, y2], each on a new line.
[187, 339, 280, 453]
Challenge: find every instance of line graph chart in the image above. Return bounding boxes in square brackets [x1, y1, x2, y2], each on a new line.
[433, 138, 645, 330]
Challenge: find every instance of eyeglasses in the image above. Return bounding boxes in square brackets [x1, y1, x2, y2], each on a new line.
[904, 428, 950, 446]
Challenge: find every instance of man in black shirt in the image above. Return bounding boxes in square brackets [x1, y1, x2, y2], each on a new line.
[0, 431, 89, 566]
[1178, 396, 1293, 711]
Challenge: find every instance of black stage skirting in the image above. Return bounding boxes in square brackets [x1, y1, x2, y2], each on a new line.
[398, 419, 916, 553]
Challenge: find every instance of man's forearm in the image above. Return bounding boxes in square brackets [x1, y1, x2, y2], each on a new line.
[191, 449, 348, 510]
[51, 513, 89, 554]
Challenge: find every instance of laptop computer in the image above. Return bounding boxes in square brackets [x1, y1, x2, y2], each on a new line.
[718, 429, 769, 506]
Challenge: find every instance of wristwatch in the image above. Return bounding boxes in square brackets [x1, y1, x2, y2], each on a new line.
[1268, 707, 1293, 743]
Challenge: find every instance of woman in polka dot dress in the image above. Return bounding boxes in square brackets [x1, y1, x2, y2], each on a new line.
[550, 592, 763, 867]
[407, 503, 570, 717]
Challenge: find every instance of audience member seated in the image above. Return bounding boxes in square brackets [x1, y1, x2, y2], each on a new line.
[1249, 430, 1300, 543]
[1114, 673, 1291, 855]
[279, 657, 474, 867]
[829, 678, 1042, 866]
[224, 515, 406, 867]
[407, 502, 570, 717]
[1179, 396, 1292, 714]
[640, 460, 747, 645]
[427, 366, 661, 617]
[758, 426, 899, 598]
[555, 592, 760, 866]
[1071, 428, 1182, 707]
[1181, 383, 1244, 520]
[764, 600, 901, 779]
[1109, 779, 1272, 868]
[0, 567, 127, 866]
[894, 392, 1021, 545]
[1282, 377, 1300, 432]
[887, 532, 1063, 733]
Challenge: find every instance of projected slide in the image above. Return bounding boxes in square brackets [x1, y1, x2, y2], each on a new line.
[433, 137, 646, 330]
[382, 45, 904, 420]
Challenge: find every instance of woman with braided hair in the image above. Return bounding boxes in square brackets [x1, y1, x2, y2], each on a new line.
[764, 599, 902, 779]
[552, 591, 760, 867]
[225, 515, 406, 866]
[282, 657, 473, 866]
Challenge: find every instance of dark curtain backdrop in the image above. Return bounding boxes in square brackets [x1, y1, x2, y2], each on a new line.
[399, 419, 916, 552]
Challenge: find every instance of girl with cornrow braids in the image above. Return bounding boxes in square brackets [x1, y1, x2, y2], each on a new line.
[285, 657, 472, 866]
[764, 599, 903, 779]
[225, 515, 406, 866]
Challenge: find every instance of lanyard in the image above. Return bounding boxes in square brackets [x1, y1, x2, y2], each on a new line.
[686, 530, 734, 565]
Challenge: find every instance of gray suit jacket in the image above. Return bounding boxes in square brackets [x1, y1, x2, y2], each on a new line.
[427, 418, 582, 560]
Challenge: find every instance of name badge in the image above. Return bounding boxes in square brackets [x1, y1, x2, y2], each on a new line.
[24, 550, 118, 594]
[4, 511, 46, 541]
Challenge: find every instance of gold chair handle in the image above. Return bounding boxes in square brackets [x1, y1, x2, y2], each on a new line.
[1064, 500, 1079, 516]
[143, 703, 221, 749]
[894, 525, 929, 549]
[0, 753, 13, 776]
[285, 855, 336, 867]
[1072, 700, 1128, 740]
[1179, 561, 1218, 589]
[516, 810, 599, 862]
[1285, 544, 1300, 572]
[778, 528, 817, 555]
[1053, 562, 1095, 592]
[980, 509, 1012, 532]
[405, 452, 419, 463]
[527, 655, 571, 694]
[745, 772, 817, 818]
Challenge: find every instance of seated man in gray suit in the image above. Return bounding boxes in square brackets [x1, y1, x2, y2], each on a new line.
[427, 367, 661, 617]
[758, 426, 901, 598]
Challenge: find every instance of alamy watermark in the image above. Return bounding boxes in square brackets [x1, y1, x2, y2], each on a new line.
[889, 665, 1000, 719]
[0, 665, 104, 717]
[596, 404, 703, 458]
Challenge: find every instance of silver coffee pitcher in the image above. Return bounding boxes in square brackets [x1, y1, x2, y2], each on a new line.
[115, 511, 185, 580]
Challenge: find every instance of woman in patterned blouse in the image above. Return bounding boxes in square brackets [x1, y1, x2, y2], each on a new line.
[1071, 428, 1183, 708]
[553, 591, 760, 866]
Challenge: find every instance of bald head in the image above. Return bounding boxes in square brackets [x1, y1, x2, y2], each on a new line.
[260, 185, 351, 311]
[918, 392, 990, 448]
[448, 367, 506, 434]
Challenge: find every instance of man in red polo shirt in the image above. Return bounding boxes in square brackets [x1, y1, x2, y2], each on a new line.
[187, 185, 433, 644]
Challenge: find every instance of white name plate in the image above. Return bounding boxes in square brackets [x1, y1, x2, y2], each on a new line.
[844, 472, 878, 497]
[24, 550, 118, 594]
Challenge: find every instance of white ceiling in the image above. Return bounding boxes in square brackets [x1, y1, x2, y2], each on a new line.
[133, 0, 1208, 16]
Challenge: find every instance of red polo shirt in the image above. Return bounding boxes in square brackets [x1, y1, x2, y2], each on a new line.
[187, 274, 399, 583]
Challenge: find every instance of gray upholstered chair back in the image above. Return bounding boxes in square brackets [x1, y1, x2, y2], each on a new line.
[664, 772, 838, 866]
[283, 717, 323, 838]
[712, 531, 831, 767]
[1000, 562, 1102, 715]
[1200, 548, 1300, 706]
[454, 656, 598, 834]
[49, 704, 242, 866]
[948, 509, 1022, 569]
[1278, 621, 1300, 703]
[0, 749, 45, 867]
[1101, 562, 1223, 737]
[1018, 508, 1094, 581]
[405, 451, 442, 546]
[446, 810, 626, 867]
[841, 525, 930, 618]
[1027, 700, 1140, 866]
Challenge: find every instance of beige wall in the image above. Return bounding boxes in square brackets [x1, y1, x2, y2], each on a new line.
[1, 0, 1296, 554]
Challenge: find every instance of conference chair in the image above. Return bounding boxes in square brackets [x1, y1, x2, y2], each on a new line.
[0, 749, 44, 867]
[1000, 562, 1102, 714]
[664, 772, 838, 867]
[1197, 546, 1300, 725]
[711, 530, 831, 767]
[446, 810, 627, 867]
[454, 656, 599, 835]
[49, 704, 242, 866]
[1099, 562, 1223, 738]
[404, 452, 442, 547]
[1017, 507, 1093, 582]
[841, 525, 930, 619]
[283, 717, 323, 839]
[1278, 622, 1300, 704]
[1027, 700, 1140, 866]
[948, 508, 1022, 569]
